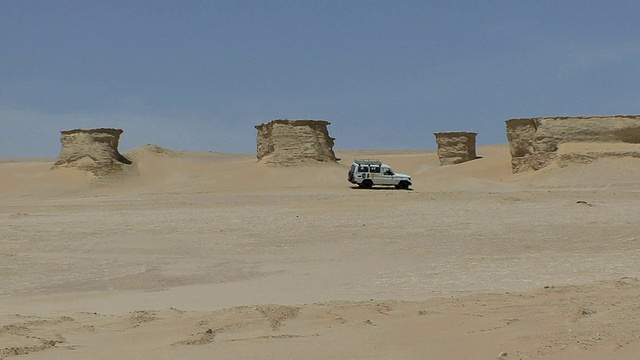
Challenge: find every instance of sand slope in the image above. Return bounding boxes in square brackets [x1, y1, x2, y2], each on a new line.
[2, 144, 640, 359]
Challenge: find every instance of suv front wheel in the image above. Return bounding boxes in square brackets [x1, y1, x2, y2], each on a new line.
[396, 181, 410, 190]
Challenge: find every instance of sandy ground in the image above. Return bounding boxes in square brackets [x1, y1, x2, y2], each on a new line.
[1, 144, 640, 359]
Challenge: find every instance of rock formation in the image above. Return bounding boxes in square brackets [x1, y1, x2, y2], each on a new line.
[53, 128, 133, 175]
[506, 115, 640, 173]
[434, 132, 478, 165]
[255, 120, 337, 166]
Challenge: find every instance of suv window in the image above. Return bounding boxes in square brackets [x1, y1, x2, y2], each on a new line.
[358, 165, 369, 172]
[370, 165, 381, 173]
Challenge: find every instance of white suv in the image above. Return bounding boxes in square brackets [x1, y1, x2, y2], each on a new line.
[348, 159, 412, 189]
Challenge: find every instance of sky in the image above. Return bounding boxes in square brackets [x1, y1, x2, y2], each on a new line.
[1, 0, 640, 157]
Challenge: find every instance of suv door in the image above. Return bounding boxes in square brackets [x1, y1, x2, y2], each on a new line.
[357, 165, 370, 183]
[378, 167, 395, 185]
[369, 164, 381, 184]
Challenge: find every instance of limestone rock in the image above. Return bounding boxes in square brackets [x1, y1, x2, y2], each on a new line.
[434, 131, 478, 165]
[506, 115, 640, 173]
[53, 128, 132, 176]
[255, 119, 337, 166]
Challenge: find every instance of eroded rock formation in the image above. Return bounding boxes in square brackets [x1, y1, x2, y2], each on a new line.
[434, 132, 478, 165]
[53, 128, 133, 175]
[255, 120, 337, 166]
[506, 115, 640, 173]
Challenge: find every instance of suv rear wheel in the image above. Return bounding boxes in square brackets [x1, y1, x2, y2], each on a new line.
[361, 179, 373, 189]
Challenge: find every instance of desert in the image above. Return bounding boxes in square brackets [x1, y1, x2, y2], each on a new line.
[4, 1, 640, 358]
[1, 137, 640, 359]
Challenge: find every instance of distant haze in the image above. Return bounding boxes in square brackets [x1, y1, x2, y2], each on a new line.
[2, 1, 640, 157]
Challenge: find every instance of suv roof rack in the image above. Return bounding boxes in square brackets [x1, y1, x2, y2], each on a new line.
[354, 159, 382, 165]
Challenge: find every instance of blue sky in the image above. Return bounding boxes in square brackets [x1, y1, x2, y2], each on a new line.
[2, 1, 639, 157]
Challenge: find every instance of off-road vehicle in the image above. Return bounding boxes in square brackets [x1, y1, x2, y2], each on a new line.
[347, 159, 412, 189]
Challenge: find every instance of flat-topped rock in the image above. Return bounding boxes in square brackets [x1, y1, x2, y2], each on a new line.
[255, 119, 337, 166]
[505, 115, 640, 173]
[53, 128, 132, 176]
[434, 131, 478, 165]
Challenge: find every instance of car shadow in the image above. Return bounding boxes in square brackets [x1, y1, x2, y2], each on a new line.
[349, 186, 413, 191]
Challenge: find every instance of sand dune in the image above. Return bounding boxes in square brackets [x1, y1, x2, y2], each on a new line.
[2, 144, 640, 359]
